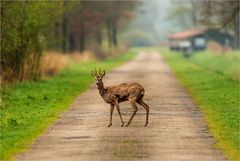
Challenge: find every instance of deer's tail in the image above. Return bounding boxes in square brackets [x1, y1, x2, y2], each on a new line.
[137, 88, 145, 101]
[141, 89, 145, 96]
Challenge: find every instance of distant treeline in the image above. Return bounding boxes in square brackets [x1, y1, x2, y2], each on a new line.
[1, 1, 138, 83]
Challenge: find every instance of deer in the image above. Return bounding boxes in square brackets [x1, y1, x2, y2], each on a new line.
[91, 68, 149, 127]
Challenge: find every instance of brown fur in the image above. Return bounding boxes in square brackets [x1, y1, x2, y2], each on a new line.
[91, 68, 149, 127]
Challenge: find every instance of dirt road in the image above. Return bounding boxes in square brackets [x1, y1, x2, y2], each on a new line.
[17, 52, 226, 161]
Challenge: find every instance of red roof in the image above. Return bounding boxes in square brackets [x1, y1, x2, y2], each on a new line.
[168, 29, 205, 40]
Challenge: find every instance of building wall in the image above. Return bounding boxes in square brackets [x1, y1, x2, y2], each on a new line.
[205, 29, 234, 48]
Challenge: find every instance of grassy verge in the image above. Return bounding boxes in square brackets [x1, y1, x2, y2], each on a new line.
[160, 49, 239, 161]
[0, 50, 137, 160]
[190, 50, 240, 80]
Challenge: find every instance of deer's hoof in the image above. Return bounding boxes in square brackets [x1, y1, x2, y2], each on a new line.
[121, 122, 124, 127]
[107, 123, 112, 127]
[125, 122, 130, 127]
[144, 122, 148, 127]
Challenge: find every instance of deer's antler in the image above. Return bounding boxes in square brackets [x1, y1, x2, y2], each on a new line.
[99, 68, 102, 76]
[102, 70, 105, 77]
[91, 68, 105, 78]
[99, 68, 105, 78]
[91, 68, 98, 77]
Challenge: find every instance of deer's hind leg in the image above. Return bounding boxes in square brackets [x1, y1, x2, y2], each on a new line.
[126, 98, 138, 127]
[137, 99, 149, 127]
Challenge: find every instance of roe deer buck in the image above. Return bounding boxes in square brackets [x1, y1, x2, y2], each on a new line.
[91, 68, 149, 127]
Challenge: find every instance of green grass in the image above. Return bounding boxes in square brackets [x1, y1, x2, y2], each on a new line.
[160, 49, 240, 161]
[190, 50, 240, 80]
[0, 50, 137, 160]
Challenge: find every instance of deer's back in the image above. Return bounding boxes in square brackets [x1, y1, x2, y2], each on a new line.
[108, 83, 143, 92]
[106, 83, 144, 103]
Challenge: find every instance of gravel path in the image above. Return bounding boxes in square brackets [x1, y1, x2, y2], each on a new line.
[16, 52, 226, 161]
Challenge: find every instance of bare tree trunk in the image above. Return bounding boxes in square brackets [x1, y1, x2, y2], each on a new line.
[19, 2, 27, 82]
[69, 33, 76, 52]
[62, 14, 70, 53]
[106, 20, 112, 51]
[234, 2, 240, 49]
[79, 4, 85, 52]
[79, 19, 85, 52]
[191, 0, 197, 26]
[54, 22, 62, 51]
[112, 22, 118, 47]
[95, 27, 102, 45]
[19, 57, 25, 82]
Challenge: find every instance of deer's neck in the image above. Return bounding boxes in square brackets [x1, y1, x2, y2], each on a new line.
[97, 81, 107, 97]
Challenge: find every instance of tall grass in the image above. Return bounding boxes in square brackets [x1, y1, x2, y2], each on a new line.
[190, 50, 240, 80]
[41, 51, 96, 77]
[41, 52, 69, 77]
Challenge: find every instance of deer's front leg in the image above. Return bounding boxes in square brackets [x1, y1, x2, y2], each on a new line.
[115, 101, 124, 127]
[108, 104, 114, 127]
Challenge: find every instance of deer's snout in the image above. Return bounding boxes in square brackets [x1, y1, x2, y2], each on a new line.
[96, 80, 101, 85]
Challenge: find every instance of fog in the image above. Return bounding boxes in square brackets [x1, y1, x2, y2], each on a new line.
[123, 0, 176, 44]
[122, 0, 197, 45]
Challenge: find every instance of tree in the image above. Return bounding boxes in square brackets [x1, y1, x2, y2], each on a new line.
[58, 1, 138, 52]
[1, 1, 138, 83]
[103, 1, 137, 48]
[1, 1, 66, 82]
[197, 0, 240, 49]
[167, 0, 198, 30]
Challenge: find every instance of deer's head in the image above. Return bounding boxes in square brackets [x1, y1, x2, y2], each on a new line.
[91, 68, 105, 86]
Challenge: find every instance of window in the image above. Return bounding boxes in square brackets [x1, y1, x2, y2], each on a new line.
[194, 37, 205, 47]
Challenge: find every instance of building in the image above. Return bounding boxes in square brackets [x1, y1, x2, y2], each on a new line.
[167, 28, 233, 52]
